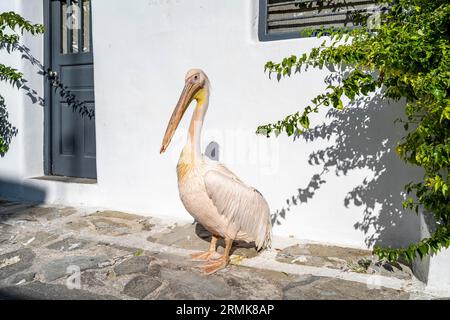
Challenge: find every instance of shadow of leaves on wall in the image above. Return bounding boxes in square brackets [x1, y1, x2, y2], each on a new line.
[15, 43, 94, 118]
[272, 95, 422, 248]
[0, 42, 94, 156]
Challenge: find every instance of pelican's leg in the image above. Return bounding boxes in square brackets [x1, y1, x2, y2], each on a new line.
[190, 235, 219, 261]
[200, 238, 233, 275]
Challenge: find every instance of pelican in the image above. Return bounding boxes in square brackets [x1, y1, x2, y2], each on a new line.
[160, 69, 272, 274]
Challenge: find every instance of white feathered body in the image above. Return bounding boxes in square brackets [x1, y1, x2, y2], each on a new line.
[177, 151, 272, 250]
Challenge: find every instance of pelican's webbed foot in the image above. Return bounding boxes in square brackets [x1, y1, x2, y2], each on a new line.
[190, 251, 220, 261]
[199, 258, 229, 275]
[190, 234, 220, 261]
[198, 238, 233, 275]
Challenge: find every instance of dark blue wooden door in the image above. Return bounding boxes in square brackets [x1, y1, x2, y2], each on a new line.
[50, 0, 96, 179]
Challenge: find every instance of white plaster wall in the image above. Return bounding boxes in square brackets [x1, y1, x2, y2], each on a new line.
[19, 1, 45, 178]
[412, 214, 450, 296]
[0, 0, 45, 201]
[427, 250, 450, 296]
[0, 0, 424, 251]
[0, 0, 25, 180]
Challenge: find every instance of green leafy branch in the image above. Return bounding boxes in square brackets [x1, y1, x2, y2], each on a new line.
[258, 0, 450, 262]
[0, 11, 44, 37]
[0, 11, 44, 155]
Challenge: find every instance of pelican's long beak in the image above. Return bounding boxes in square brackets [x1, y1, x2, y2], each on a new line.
[160, 79, 200, 153]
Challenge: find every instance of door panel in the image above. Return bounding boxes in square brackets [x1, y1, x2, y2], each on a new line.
[49, 0, 96, 179]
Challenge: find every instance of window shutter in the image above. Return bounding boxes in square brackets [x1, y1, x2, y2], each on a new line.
[259, 0, 378, 41]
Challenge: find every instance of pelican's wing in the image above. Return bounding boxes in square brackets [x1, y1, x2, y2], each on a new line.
[203, 165, 272, 250]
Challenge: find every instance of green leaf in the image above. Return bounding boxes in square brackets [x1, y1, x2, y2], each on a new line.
[417, 245, 429, 259]
[299, 115, 310, 129]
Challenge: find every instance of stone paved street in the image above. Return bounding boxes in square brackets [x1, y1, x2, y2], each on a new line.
[0, 199, 445, 300]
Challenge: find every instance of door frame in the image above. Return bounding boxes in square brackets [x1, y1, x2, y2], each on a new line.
[43, 0, 96, 177]
[43, 0, 52, 175]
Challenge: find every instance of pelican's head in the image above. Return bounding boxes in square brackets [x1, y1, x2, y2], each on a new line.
[160, 69, 209, 154]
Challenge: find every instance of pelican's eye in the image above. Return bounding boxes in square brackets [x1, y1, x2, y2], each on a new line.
[194, 75, 199, 80]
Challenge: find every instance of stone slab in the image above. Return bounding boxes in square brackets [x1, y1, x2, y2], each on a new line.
[122, 275, 162, 299]
[148, 223, 259, 258]
[41, 255, 110, 282]
[113, 256, 153, 276]
[46, 237, 93, 252]
[0, 249, 35, 280]
[0, 282, 117, 300]
[282, 276, 410, 300]
[276, 244, 413, 279]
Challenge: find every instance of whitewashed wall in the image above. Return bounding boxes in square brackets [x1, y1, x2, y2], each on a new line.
[0, 0, 424, 251]
[0, 0, 45, 192]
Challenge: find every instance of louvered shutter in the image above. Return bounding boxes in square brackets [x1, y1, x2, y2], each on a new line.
[259, 0, 378, 41]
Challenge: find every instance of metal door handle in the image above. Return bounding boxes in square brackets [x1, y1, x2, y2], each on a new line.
[48, 70, 58, 78]
[47, 69, 60, 87]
